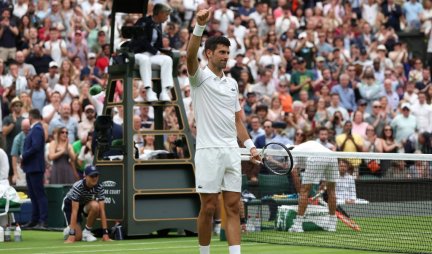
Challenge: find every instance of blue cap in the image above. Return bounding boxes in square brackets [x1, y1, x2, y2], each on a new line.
[84, 165, 100, 176]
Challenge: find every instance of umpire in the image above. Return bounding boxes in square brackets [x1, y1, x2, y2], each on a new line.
[63, 165, 112, 243]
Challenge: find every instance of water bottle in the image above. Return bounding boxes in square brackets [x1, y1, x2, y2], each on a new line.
[4, 225, 11, 242]
[14, 224, 22, 242]
[0, 225, 4, 242]
[113, 222, 123, 240]
[254, 215, 261, 232]
[246, 215, 255, 232]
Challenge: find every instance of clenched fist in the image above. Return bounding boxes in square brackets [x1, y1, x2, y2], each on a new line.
[196, 7, 212, 26]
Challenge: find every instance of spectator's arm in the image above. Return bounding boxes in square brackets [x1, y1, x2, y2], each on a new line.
[47, 140, 65, 161]
[60, 40, 68, 57]
[8, 24, 19, 36]
[2, 120, 15, 136]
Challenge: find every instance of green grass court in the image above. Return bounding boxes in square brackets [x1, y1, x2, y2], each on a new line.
[0, 231, 388, 254]
[1, 216, 428, 253]
[242, 215, 432, 254]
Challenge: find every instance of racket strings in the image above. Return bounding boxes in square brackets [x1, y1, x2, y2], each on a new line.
[263, 147, 292, 174]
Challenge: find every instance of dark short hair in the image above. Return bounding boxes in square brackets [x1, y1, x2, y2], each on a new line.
[28, 109, 42, 120]
[204, 36, 231, 53]
[318, 126, 328, 133]
[153, 3, 172, 16]
[255, 104, 268, 112]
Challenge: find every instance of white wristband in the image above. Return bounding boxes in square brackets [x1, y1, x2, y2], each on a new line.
[244, 139, 255, 151]
[193, 24, 206, 37]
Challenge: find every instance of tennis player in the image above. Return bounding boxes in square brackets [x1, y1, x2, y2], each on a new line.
[186, 7, 260, 254]
[289, 140, 338, 232]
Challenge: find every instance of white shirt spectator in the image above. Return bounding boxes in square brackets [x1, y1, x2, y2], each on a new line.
[53, 83, 80, 104]
[2, 75, 28, 95]
[13, 2, 28, 18]
[362, 2, 379, 27]
[275, 15, 299, 37]
[411, 102, 432, 133]
[327, 106, 350, 122]
[214, 9, 234, 35]
[42, 104, 60, 122]
[233, 24, 247, 43]
[336, 173, 357, 205]
[81, 0, 104, 17]
[403, 92, 419, 105]
[44, 39, 67, 65]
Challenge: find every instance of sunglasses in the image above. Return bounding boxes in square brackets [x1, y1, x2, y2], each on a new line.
[61, 131, 69, 134]
[89, 174, 99, 178]
[384, 129, 392, 131]
[263, 125, 272, 128]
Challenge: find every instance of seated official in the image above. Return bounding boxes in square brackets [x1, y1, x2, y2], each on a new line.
[129, 3, 174, 102]
[63, 165, 112, 243]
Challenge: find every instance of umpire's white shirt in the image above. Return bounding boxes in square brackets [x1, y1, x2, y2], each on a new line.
[189, 66, 240, 149]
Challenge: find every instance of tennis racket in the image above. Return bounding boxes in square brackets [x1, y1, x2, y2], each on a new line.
[310, 190, 361, 232]
[241, 142, 294, 175]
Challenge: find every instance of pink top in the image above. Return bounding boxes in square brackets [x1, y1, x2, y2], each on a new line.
[352, 122, 369, 138]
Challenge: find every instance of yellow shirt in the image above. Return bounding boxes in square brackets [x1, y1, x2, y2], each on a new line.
[336, 133, 364, 167]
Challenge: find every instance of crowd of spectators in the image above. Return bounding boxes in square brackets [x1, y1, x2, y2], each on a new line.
[1, 0, 432, 187]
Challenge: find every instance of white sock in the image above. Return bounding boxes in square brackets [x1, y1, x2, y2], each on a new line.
[199, 245, 210, 254]
[229, 245, 241, 254]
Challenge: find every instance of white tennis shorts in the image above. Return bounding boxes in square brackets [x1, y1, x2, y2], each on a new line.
[302, 157, 338, 184]
[194, 147, 241, 193]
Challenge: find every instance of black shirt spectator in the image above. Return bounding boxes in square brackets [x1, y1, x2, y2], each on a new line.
[381, 0, 403, 32]
[26, 44, 54, 74]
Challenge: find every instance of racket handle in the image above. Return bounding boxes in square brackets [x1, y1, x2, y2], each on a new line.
[240, 155, 262, 164]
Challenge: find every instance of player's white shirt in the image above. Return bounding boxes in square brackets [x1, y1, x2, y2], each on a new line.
[189, 66, 241, 149]
[291, 141, 331, 169]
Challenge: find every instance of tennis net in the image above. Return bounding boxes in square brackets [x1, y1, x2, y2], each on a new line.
[239, 150, 432, 254]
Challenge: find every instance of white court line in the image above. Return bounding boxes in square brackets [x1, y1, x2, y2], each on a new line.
[0, 239, 200, 251]
[29, 243, 263, 254]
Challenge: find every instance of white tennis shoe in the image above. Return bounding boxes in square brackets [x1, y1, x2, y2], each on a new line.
[146, 88, 158, 102]
[325, 215, 337, 232]
[289, 218, 304, 233]
[159, 89, 171, 102]
[82, 229, 97, 242]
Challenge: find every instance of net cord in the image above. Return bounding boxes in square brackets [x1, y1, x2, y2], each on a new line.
[239, 148, 432, 161]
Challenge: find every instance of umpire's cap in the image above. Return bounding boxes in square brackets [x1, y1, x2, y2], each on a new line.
[84, 165, 100, 176]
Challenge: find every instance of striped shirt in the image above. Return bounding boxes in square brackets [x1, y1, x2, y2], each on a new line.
[65, 179, 105, 206]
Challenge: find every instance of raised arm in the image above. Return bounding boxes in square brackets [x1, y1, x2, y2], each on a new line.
[186, 7, 212, 76]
